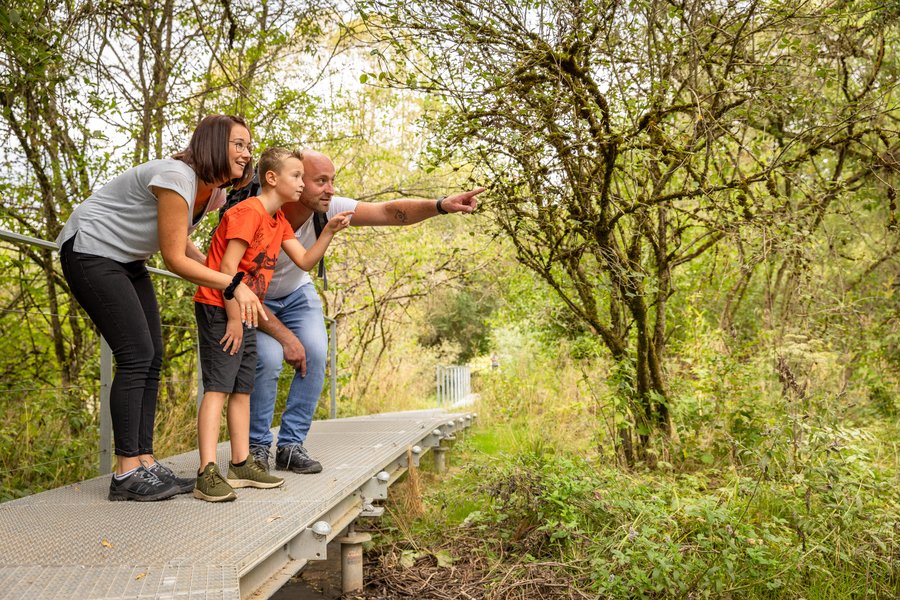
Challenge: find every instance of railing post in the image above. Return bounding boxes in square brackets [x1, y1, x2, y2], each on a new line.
[329, 318, 337, 419]
[450, 366, 455, 404]
[446, 366, 451, 405]
[99, 336, 113, 474]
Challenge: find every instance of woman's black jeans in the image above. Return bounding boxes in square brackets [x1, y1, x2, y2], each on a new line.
[59, 237, 163, 458]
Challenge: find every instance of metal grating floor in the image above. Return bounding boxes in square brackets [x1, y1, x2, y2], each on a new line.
[0, 410, 473, 599]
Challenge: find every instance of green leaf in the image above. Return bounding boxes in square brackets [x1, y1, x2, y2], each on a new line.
[433, 550, 454, 568]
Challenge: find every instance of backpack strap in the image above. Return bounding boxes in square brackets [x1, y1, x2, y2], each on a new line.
[221, 170, 261, 218]
[312, 212, 329, 290]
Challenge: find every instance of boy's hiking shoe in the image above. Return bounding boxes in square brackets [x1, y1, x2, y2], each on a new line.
[148, 461, 195, 494]
[227, 459, 285, 489]
[276, 444, 323, 474]
[193, 463, 236, 502]
[249, 444, 272, 472]
[108, 466, 179, 502]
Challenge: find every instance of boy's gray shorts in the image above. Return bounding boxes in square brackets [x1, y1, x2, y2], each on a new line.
[194, 303, 256, 394]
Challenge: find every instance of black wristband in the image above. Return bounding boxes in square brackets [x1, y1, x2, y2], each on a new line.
[436, 196, 448, 215]
[223, 271, 245, 300]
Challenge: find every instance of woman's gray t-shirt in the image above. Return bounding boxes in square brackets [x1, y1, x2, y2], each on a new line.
[57, 159, 225, 263]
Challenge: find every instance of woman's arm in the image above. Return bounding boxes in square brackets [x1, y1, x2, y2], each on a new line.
[156, 188, 265, 326]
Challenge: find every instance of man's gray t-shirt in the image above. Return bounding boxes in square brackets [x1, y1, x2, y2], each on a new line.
[57, 159, 225, 263]
[266, 196, 359, 299]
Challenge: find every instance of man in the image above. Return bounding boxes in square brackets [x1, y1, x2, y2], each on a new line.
[249, 150, 484, 473]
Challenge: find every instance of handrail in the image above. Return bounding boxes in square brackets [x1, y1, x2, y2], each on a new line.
[0, 226, 340, 473]
[0, 227, 179, 278]
[0, 228, 337, 328]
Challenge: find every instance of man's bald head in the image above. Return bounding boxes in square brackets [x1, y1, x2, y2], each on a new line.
[301, 150, 332, 171]
[297, 149, 336, 214]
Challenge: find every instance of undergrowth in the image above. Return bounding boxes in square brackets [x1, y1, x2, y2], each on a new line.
[368, 421, 898, 599]
[365, 328, 899, 599]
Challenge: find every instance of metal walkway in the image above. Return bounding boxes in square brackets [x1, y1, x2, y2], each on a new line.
[0, 409, 474, 600]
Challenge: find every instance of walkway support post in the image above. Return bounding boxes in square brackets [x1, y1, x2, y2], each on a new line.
[432, 445, 448, 474]
[337, 522, 371, 594]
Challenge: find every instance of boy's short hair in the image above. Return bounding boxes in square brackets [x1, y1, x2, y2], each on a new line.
[259, 147, 304, 188]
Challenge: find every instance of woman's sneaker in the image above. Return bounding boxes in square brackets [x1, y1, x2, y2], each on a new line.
[275, 444, 323, 474]
[193, 463, 237, 502]
[108, 466, 179, 502]
[147, 461, 195, 494]
[227, 459, 285, 489]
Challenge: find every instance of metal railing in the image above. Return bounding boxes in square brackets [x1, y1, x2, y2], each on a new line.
[435, 364, 471, 407]
[0, 227, 339, 474]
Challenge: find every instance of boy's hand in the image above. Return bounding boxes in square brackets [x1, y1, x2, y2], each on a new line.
[220, 319, 244, 355]
[324, 211, 354, 234]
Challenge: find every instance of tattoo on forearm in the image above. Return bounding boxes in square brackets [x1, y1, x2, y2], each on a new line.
[394, 209, 408, 223]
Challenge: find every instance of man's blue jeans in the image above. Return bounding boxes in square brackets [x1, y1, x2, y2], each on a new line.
[250, 283, 328, 448]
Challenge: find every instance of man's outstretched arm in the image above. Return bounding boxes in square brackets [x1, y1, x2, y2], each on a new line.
[349, 187, 485, 226]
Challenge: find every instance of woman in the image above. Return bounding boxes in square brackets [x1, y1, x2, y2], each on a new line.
[57, 114, 266, 502]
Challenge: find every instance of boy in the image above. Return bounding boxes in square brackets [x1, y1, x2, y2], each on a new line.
[192, 147, 353, 502]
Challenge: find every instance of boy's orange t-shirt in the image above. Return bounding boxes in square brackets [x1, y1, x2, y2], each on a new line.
[193, 197, 295, 308]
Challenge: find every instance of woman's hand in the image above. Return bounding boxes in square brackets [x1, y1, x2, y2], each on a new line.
[231, 282, 265, 328]
[220, 319, 244, 355]
[324, 211, 354, 234]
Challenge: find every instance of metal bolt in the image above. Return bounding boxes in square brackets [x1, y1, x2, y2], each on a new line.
[411, 445, 422, 454]
[376, 471, 390, 483]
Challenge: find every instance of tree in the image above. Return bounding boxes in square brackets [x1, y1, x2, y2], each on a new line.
[0, 0, 360, 489]
[356, 0, 899, 463]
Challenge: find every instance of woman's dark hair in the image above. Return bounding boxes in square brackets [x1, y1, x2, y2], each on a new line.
[173, 114, 253, 187]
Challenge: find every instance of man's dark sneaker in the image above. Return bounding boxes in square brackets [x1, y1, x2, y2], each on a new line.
[147, 461, 195, 494]
[275, 443, 323, 474]
[227, 459, 285, 489]
[193, 462, 237, 502]
[249, 444, 272, 472]
[108, 466, 179, 502]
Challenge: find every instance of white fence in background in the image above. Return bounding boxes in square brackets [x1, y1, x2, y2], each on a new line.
[435, 364, 473, 407]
